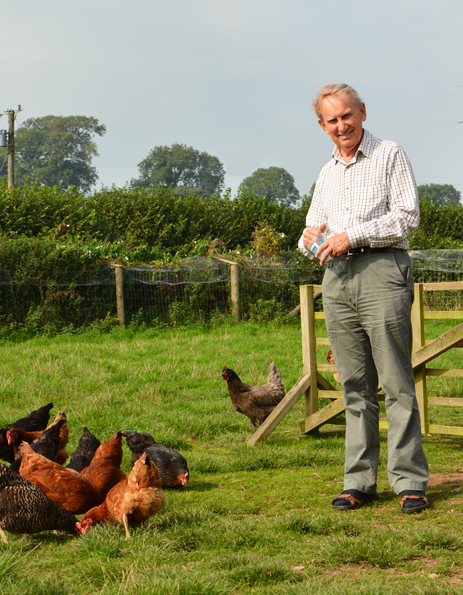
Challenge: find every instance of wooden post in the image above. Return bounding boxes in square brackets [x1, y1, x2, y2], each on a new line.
[411, 283, 428, 433]
[7, 110, 14, 187]
[300, 285, 318, 423]
[114, 266, 125, 326]
[230, 263, 240, 321]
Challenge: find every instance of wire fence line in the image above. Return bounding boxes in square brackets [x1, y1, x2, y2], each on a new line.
[0, 250, 462, 332]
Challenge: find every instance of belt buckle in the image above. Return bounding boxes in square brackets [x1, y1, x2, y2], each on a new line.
[347, 247, 368, 256]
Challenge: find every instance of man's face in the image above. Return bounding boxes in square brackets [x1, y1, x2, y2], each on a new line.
[318, 92, 366, 156]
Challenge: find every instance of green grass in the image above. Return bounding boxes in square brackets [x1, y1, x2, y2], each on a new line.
[1, 320, 463, 594]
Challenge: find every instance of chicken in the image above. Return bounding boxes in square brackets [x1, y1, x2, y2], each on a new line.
[327, 349, 340, 383]
[80, 431, 127, 499]
[0, 463, 78, 542]
[77, 452, 165, 540]
[221, 362, 285, 429]
[122, 430, 189, 488]
[66, 427, 101, 472]
[0, 402, 53, 463]
[18, 442, 103, 514]
[8, 413, 69, 470]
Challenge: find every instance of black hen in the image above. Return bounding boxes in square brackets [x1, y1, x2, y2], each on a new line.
[122, 430, 189, 488]
[9, 417, 67, 472]
[0, 463, 78, 542]
[0, 403, 53, 463]
[66, 427, 101, 472]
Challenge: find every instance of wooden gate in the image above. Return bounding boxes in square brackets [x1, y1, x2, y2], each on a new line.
[247, 282, 463, 446]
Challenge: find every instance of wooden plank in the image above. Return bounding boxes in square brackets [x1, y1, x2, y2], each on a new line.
[428, 397, 463, 407]
[412, 284, 428, 433]
[318, 428, 346, 437]
[428, 425, 463, 436]
[300, 286, 318, 419]
[422, 282, 463, 291]
[114, 267, 125, 326]
[327, 417, 346, 426]
[317, 373, 337, 392]
[411, 322, 463, 369]
[230, 264, 240, 321]
[213, 256, 237, 265]
[317, 364, 337, 372]
[318, 389, 343, 400]
[300, 397, 345, 434]
[427, 369, 463, 377]
[424, 312, 463, 320]
[247, 374, 311, 446]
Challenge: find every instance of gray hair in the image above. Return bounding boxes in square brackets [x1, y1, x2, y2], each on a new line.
[312, 84, 364, 119]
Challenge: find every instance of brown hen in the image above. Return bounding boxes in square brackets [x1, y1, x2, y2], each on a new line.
[80, 431, 127, 499]
[221, 362, 285, 429]
[77, 452, 165, 539]
[326, 349, 340, 383]
[18, 442, 103, 514]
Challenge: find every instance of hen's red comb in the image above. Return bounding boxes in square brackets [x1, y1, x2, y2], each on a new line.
[222, 365, 227, 372]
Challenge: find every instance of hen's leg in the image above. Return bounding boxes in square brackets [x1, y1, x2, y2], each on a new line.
[122, 514, 131, 540]
[0, 528, 7, 543]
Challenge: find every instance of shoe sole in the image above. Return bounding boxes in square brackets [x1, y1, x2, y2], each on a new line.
[401, 504, 429, 514]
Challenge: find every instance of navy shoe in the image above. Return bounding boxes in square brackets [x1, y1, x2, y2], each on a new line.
[400, 490, 429, 514]
[331, 489, 378, 510]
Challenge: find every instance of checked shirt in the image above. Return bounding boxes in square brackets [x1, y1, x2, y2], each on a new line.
[298, 129, 419, 254]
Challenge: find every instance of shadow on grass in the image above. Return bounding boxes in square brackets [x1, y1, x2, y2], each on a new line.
[187, 480, 219, 491]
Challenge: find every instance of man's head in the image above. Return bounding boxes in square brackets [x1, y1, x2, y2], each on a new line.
[313, 84, 366, 158]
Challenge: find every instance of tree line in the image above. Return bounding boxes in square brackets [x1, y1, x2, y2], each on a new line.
[0, 116, 301, 206]
[0, 114, 461, 211]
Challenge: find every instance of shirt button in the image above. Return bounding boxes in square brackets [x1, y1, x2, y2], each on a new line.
[346, 207, 349, 211]
[346, 187, 349, 190]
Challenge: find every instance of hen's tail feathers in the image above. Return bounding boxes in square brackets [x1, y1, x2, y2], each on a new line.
[66, 427, 100, 472]
[122, 430, 156, 453]
[267, 362, 282, 384]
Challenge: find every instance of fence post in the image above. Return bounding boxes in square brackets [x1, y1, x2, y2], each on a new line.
[300, 285, 318, 422]
[231, 263, 240, 321]
[412, 283, 428, 433]
[113, 265, 125, 326]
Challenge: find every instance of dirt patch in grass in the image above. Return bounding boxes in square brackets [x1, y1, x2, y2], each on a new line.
[428, 472, 463, 488]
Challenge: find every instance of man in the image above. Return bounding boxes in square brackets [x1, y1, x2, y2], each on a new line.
[299, 83, 429, 514]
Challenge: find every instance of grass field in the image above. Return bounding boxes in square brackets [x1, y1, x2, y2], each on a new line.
[1, 319, 463, 594]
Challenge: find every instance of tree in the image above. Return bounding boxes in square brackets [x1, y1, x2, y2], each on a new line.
[417, 184, 462, 207]
[238, 167, 300, 206]
[133, 143, 225, 195]
[7, 115, 106, 192]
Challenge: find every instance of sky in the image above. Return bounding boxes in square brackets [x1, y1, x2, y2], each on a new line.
[2, 0, 463, 198]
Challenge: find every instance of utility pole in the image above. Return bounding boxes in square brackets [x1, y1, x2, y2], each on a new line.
[7, 110, 14, 187]
[0, 105, 22, 187]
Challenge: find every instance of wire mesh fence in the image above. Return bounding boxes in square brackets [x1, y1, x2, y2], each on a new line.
[0, 250, 462, 333]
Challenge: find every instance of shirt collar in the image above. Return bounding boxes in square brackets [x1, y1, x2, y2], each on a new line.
[332, 129, 374, 164]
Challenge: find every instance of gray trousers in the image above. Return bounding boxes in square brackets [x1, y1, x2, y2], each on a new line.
[322, 250, 428, 495]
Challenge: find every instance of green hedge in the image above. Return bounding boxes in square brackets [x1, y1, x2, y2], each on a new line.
[0, 180, 311, 254]
[1, 180, 461, 254]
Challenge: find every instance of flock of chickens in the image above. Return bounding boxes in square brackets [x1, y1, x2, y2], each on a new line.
[0, 403, 189, 542]
[0, 361, 314, 542]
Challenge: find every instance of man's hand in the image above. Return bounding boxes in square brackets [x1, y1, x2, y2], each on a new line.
[316, 231, 351, 265]
[301, 223, 326, 249]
